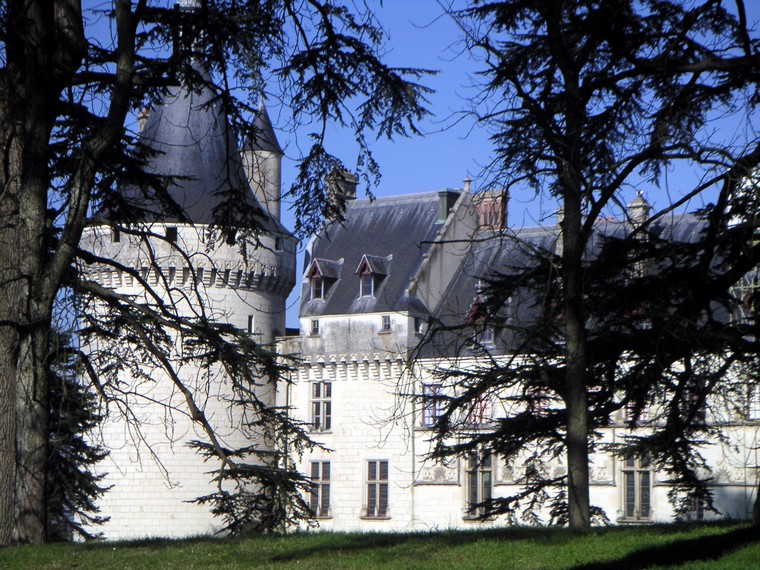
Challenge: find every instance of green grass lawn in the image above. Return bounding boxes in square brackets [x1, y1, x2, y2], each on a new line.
[1, 522, 759, 569]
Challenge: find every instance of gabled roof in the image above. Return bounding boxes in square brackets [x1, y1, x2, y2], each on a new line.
[300, 192, 452, 317]
[307, 258, 343, 279]
[356, 254, 392, 275]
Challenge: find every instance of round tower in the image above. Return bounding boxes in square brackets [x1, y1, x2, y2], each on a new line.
[80, 66, 295, 538]
[242, 102, 283, 222]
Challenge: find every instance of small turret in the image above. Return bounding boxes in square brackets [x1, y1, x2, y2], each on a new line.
[242, 102, 283, 222]
[627, 191, 651, 227]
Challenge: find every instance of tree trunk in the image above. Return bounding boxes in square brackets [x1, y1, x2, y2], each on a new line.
[562, 189, 591, 529]
[0, 213, 21, 547]
[0, 0, 88, 544]
[14, 331, 49, 543]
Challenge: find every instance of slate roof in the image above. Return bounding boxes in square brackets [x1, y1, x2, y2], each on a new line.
[119, 66, 280, 231]
[300, 192, 452, 317]
[300, 186, 710, 355]
[242, 103, 283, 155]
[428, 213, 707, 355]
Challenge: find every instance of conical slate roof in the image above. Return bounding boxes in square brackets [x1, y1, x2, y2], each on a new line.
[243, 102, 283, 155]
[125, 67, 266, 227]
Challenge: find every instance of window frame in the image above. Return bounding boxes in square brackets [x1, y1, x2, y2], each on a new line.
[475, 326, 495, 346]
[311, 276, 325, 300]
[421, 384, 445, 428]
[310, 319, 320, 336]
[364, 460, 389, 519]
[360, 270, 374, 297]
[620, 454, 652, 522]
[309, 460, 331, 518]
[747, 383, 760, 420]
[464, 394, 492, 427]
[465, 450, 493, 518]
[310, 381, 332, 432]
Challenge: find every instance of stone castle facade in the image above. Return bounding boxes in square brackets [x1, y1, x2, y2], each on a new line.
[81, 65, 760, 538]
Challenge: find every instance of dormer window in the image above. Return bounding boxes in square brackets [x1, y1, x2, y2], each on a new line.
[360, 270, 374, 297]
[355, 254, 391, 299]
[312, 276, 326, 300]
[307, 258, 342, 302]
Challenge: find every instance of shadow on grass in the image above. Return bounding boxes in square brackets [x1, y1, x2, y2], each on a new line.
[266, 526, 590, 564]
[570, 524, 760, 570]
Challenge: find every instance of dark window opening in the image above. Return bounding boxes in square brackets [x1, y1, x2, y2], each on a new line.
[310, 461, 331, 517]
[366, 460, 389, 518]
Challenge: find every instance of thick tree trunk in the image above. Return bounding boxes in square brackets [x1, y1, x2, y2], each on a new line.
[0, 0, 88, 544]
[562, 190, 590, 529]
[0, 91, 25, 546]
[14, 331, 49, 543]
[0, 210, 21, 547]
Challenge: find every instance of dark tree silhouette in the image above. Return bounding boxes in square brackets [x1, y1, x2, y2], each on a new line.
[421, 0, 760, 527]
[0, 0, 429, 544]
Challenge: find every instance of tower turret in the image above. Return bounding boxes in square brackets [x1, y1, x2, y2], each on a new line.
[242, 102, 283, 222]
[80, 48, 295, 539]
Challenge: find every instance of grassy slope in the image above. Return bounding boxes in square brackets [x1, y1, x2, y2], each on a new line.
[0, 522, 758, 569]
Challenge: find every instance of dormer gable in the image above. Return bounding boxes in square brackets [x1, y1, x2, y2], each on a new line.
[355, 254, 392, 298]
[307, 258, 343, 300]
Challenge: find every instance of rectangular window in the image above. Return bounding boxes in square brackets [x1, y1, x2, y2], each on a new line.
[310, 319, 320, 335]
[465, 451, 492, 517]
[311, 382, 332, 432]
[683, 493, 704, 522]
[247, 315, 254, 334]
[360, 272, 374, 297]
[528, 386, 550, 417]
[476, 326, 495, 346]
[748, 384, 760, 420]
[366, 460, 389, 518]
[381, 315, 391, 331]
[166, 226, 178, 243]
[422, 384, 445, 427]
[464, 395, 491, 427]
[622, 455, 652, 521]
[414, 316, 426, 335]
[309, 461, 331, 518]
[112, 228, 121, 243]
[311, 278, 324, 300]
[624, 401, 649, 425]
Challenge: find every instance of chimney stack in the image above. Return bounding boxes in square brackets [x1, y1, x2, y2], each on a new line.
[327, 169, 358, 202]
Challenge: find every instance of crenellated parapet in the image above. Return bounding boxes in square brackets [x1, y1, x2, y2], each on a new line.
[294, 351, 408, 383]
[83, 223, 296, 296]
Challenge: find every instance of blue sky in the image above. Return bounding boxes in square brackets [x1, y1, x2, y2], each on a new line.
[277, 3, 499, 326]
